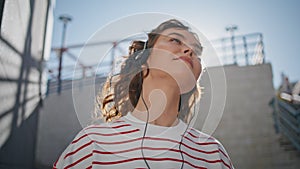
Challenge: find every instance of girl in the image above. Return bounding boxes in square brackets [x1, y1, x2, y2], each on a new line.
[54, 19, 234, 169]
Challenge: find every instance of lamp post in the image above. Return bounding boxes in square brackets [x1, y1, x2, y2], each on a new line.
[226, 25, 238, 65]
[57, 14, 72, 94]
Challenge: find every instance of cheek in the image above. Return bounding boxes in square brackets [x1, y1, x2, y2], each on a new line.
[147, 48, 172, 66]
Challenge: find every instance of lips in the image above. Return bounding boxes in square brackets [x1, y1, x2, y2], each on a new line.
[178, 56, 193, 68]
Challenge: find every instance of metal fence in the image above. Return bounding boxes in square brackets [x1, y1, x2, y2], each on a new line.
[270, 96, 300, 151]
[46, 32, 266, 95]
[211, 32, 265, 66]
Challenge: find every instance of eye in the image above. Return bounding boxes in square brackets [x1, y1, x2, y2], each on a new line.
[170, 38, 182, 45]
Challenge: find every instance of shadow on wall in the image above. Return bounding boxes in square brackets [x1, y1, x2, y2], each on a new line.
[0, 0, 46, 168]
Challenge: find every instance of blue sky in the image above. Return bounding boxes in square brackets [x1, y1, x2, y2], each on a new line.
[51, 0, 300, 87]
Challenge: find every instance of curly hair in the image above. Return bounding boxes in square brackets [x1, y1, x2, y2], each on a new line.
[95, 19, 202, 122]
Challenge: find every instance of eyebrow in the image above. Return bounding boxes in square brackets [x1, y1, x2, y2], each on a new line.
[167, 32, 186, 39]
[167, 32, 203, 55]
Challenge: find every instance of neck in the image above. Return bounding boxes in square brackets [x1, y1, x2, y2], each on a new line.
[132, 72, 180, 127]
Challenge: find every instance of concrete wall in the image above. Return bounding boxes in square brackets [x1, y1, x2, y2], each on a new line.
[0, 0, 54, 168]
[198, 64, 276, 168]
[36, 63, 300, 168]
[198, 63, 299, 168]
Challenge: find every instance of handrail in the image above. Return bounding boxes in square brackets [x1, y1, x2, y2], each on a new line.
[270, 96, 300, 151]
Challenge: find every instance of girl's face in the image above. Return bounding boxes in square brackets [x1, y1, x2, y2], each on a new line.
[147, 28, 202, 93]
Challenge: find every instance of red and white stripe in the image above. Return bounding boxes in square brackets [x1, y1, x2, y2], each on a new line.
[53, 114, 234, 169]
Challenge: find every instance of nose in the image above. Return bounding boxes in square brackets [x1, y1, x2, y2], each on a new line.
[183, 47, 193, 57]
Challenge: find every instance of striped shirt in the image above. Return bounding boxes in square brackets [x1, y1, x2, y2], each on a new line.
[53, 112, 234, 169]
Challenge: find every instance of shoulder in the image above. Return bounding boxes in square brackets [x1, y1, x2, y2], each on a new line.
[53, 119, 136, 168]
[74, 119, 137, 142]
[185, 127, 220, 144]
[184, 127, 234, 169]
[183, 127, 224, 152]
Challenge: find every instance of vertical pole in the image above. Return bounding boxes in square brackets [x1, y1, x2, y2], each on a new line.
[57, 15, 72, 94]
[259, 33, 265, 64]
[243, 36, 249, 65]
[231, 34, 237, 65]
[221, 38, 227, 64]
[226, 25, 238, 65]
[57, 23, 66, 93]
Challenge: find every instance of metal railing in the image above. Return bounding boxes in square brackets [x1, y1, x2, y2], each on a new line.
[270, 96, 300, 151]
[211, 32, 265, 66]
[46, 32, 266, 95]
